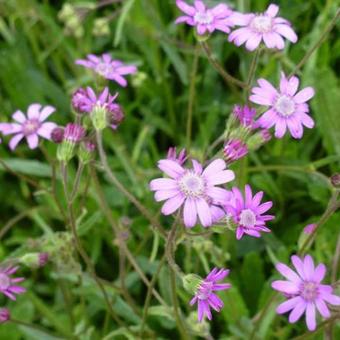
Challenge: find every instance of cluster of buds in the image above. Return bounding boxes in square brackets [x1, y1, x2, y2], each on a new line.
[223, 105, 272, 164]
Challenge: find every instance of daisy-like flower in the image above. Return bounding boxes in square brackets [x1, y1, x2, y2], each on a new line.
[0, 104, 57, 150]
[0, 265, 26, 300]
[224, 184, 274, 239]
[175, 0, 233, 35]
[250, 73, 315, 139]
[272, 255, 340, 331]
[75, 54, 137, 87]
[229, 4, 297, 51]
[149, 158, 235, 228]
[190, 268, 231, 322]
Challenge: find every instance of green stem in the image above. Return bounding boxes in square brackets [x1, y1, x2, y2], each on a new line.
[246, 48, 260, 102]
[69, 161, 84, 203]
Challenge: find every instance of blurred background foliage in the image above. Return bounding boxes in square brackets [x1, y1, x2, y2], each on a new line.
[0, 0, 339, 339]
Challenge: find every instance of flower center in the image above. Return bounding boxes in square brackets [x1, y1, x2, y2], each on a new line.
[197, 281, 213, 300]
[300, 281, 318, 301]
[274, 95, 295, 116]
[178, 172, 205, 197]
[23, 119, 40, 135]
[0, 273, 10, 290]
[239, 209, 256, 228]
[251, 15, 272, 33]
[194, 11, 213, 25]
[95, 62, 114, 77]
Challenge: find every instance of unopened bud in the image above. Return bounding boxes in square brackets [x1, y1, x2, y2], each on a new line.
[223, 139, 248, 164]
[0, 308, 10, 324]
[331, 174, 340, 188]
[51, 127, 64, 144]
[78, 140, 96, 164]
[182, 274, 202, 295]
[19, 252, 49, 269]
[108, 104, 124, 130]
[303, 223, 317, 235]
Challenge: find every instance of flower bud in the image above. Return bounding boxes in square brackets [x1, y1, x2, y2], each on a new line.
[51, 127, 64, 144]
[72, 88, 92, 114]
[91, 105, 108, 131]
[78, 140, 96, 164]
[93, 18, 110, 37]
[303, 223, 317, 235]
[232, 105, 256, 128]
[0, 308, 10, 324]
[247, 129, 272, 151]
[108, 104, 124, 130]
[331, 173, 340, 188]
[167, 147, 187, 165]
[223, 139, 248, 164]
[19, 252, 49, 269]
[182, 274, 202, 295]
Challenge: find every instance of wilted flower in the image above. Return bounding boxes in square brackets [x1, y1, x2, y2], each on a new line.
[150, 158, 234, 228]
[75, 54, 137, 87]
[175, 0, 234, 36]
[189, 268, 231, 322]
[272, 255, 340, 331]
[224, 184, 274, 239]
[250, 73, 315, 139]
[223, 139, 248, 164]
[0, 308, 10, 324]
[229, 4, 297, 51]
[167, 147, 187, 165]
[0, 104, 57, 150]
[0, 265, 26, 300]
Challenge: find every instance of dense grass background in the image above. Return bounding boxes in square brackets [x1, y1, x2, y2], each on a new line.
[0, 0, 339, 339]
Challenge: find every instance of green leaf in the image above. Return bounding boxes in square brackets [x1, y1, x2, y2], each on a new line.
[0, 159, 52, 177]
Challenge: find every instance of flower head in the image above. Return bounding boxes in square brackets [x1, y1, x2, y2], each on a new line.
[51, 127, 65, 144]
[190, 268, 231, 322]
[167, 147, 187, 165]
[250, 73, 315, 139]
[0, 265, 26, 300]
[229, 4, 297, 51]
[75, 54, 137, 87]
[72, 88, 93, 113]
[108, 103, 125, 130]
[272, 255, 340, 331]
[223, 139, 248, 164]
[224, 184, 274, 239]
[232, 105, 257, 128]
[0, 308, 10, 324]
[175, 0, 233, 36]
[0, 104, 57, 150]
[150, 158, 235, 228]
[64, 123, 85, 143]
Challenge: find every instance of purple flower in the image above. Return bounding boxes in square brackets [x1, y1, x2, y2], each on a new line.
[64, 123, 85, 143]
[224, 184, 274, 239]
[223, 139, 248, 164]
[72, 88, 93, 113]
[167, 147, 187, 165]
[232, 105, 257, 128]
[272, 255, 340, 331]
[150, 158, 235, 228]
[303, 223, 317, 235]
[229, 4, 297, 51]
[108, 103, 125, 130]
[0, 308, 10, 324]
[0, 104, 57, 150]
[260, 129, 272, 143]
[190, 268, 231, 322]
[0, 265, 26, 300]
[175, 0, 233, 35]
[250, 73, 315, 139]
[75, 54, 137, 87]
[51, 127, 65, 144]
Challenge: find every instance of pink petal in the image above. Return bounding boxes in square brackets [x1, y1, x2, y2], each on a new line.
[12, 110, 27, 123]
[194, 0, 205, 12]
[175, 16, 195, 25]
[276, 296, 301, 314]
[27, 103, 41, 119]
[271, 280, 299, 294]
[249, 94, 273, 106]
[9, 133, 24, 150]
[288, 300, 306, 323]
[229, 13, 253, 26]
[211, 4, 231, 18]
[257, 109, 277, 129]
[210, 205, 226, 222]
[315, 298, 330, 318]
[206, 187, 231, 204]
[265, 4, 279, 17]
[149, 178, 178, 191]
[294, 87, 315, 103]
[228, 27, 252, 45]
[116, 65, 137, 75]
[263, 32, 278, 49]
[39, 106, 55, 121]
[320, 292, 340, 305]
[192, 160, 203, 174]
[303, 255, 315, 281]
[158, 159, 185, 179]
[279, 72, 289, 93]
[273, 33, 285, 49]
[176, 0, 196, 16]
[202, 159, 226, 177]
[206, 170, 235, 185]
[291, 255, 306, 280]
[287, 76, 300, 96]
[275, 24, 298, 43]
[154, 189, 179, 202]
[26, 134, 39, 149]
[245, 33, 262, 51]
[274, 118, 287, 138]
[196, 198, 212, 227]
[257, 78, 278, 95]
[236, 227, 244, 240]
[37, 122, 57, 139]
[110, 74, 128, 87]
[161, 194, 185, 215]
[305, 303, 316, 331]
[300, 113, 314, 129]
[183, 197, 197, 228]
[276, 263, 301, 283]
[312, 263, 326, 283]
[196, 24, 206, 35]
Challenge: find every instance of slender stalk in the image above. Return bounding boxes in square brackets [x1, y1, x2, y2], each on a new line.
[96, 131, 166, 238]
[70, 161, 84, 203]
[59, 279, 76, 329]
[246, 48, 260, 102]
[200, 41, 248, 89]
[289, 9, 340, 77]
[186, 45, 199, 151]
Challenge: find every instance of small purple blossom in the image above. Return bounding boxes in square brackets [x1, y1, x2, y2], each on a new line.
[224, 184, 274, 239]
[51, 127, 65, 144]
[175, 0, 233, 35]
[272, 255, 340, 331]
[72, 88, 93, 113]
[64, 123, 85, 143]
[167, 147, 187, 165]
[260, 129, 272, 143]
[108, 103, 125, 130]
[150, 158, 235, 228]
[75, 54, 137, 87]
[0, 308, 10, 324]
[303, 223, 317, 235]
[223, 139, 248, 164]
[232, 105, 257, 128]
[190, 268, 231, 322]
[0, 104, 57, 150]
[229, 4, 297, 51]
[250, 73, 315, 139]
[0, 265, 26, 300]
[39, 253, 49, 267]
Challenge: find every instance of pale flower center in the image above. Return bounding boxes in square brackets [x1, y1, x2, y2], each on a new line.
[274, 95, 295, 116]
[23, 119, 40, 135]
[251, 15, 273, 33]
[95, 62, 114, 77]
[300, 281, 318, 301]
[178, 172, 205, 197]
[239, 209, 256, 228]
[194, 11, 213, 25]
[0, 273, 10, 290]
[197, 281, 213, 300]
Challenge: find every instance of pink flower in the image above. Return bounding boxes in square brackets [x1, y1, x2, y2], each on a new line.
[64, 123, 86, 143]
[229, 4, 297, 51]
[0, 265, 26, 300]
[250, 73, 315, 139]
[75, 54, 137, 87]
[149, 158, 235, 228]
[167, 147, 187, 165]
[272, 255, 340, 331]
[223, 139, 248, 164]
[175, 0, 233, 35]
[303, 223, 317, 235]
[232, 105, 257, 128]
[190, 268, 231, 322]
[0, 308, 10, 324]
[0, 104, 57, 150]
[224, 184, 274, 239]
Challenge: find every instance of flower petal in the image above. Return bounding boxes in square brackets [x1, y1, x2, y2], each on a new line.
[288, 300, 306, 323]
[276, 263, 301, 283]
[294, 87, 315, 103]
[202, 159, 226, 177]
[305, 303, 316, 331]
[183, 197, 197, 228]
[196, 198, 212, 227]
[158, 159, 185, 179]
[161, 194, 185, 215]
[276, 296, 301, 314]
